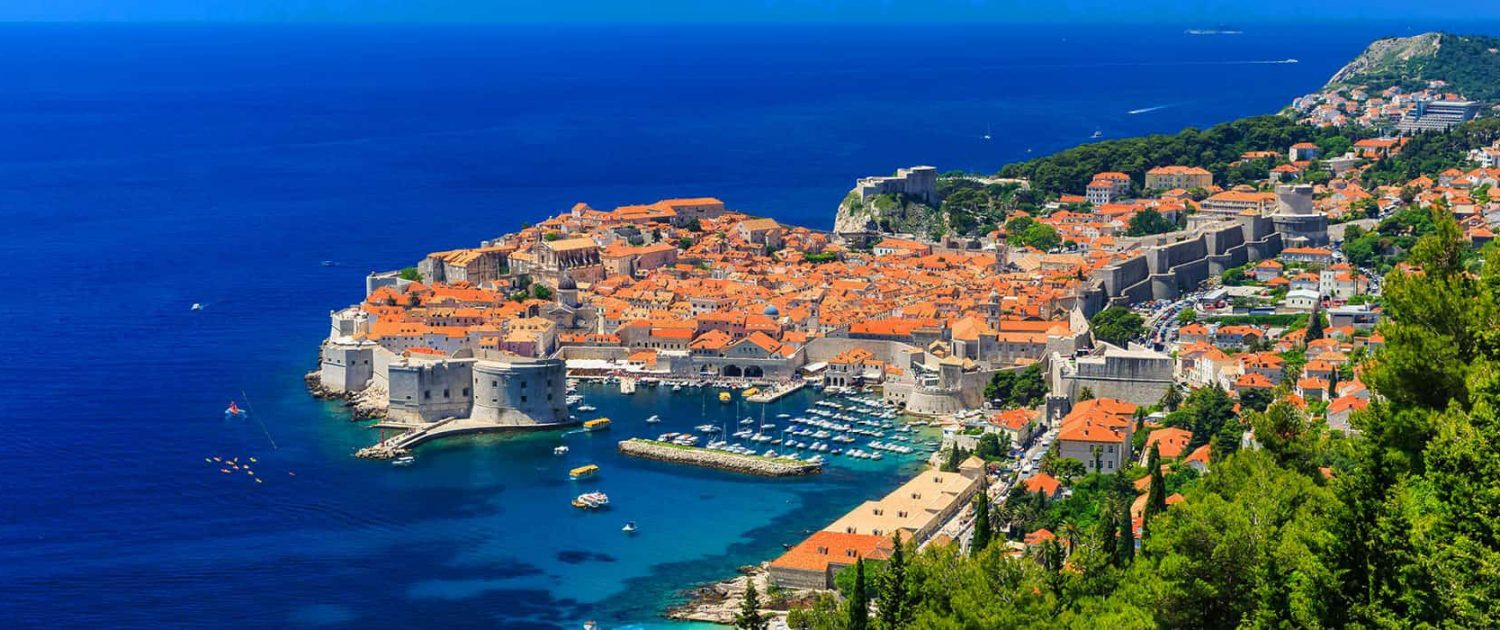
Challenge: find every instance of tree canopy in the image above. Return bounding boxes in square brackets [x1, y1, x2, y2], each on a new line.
[1089, 307, 1145, 346]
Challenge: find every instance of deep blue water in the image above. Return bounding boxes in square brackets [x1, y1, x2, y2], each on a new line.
[2, 21, 1492, 628]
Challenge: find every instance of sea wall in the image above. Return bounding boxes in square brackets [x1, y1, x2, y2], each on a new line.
[617, 439, 822, 477]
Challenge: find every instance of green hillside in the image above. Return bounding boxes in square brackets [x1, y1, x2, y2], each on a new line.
[1328, 32, 1500, 101]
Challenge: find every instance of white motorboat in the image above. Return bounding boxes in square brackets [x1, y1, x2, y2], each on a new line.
[392, 456, 415, 467]
[553, 446, 569, 456]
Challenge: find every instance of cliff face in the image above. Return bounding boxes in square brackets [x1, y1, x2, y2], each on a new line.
[832, 190, 943, 236]
[1327, 33, 1443, 86]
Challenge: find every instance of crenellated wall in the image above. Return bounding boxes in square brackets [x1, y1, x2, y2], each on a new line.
[1085, 216, 1283, 316]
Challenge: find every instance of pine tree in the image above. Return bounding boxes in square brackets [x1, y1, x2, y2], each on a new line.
[971, 491, 993, 555]
[877, 532, 908, 630]
[847, 558, 869, 630]
[1116, 504, 1135, 565]
[735, 580, 767, 630]
[1145, 443, 1167, 521]
[1078, 386, 1095, 401]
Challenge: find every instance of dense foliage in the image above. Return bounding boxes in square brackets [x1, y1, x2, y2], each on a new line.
[784, 212, 1500, 630]
[1362, 117, 1500, 187]
[1088, 307, 1145, 346]
[984, 363, 1047, 408]
[1004, 216, 1062, 251]
[1124, 209, 1174, 237]
[996, 115, 1364, 196]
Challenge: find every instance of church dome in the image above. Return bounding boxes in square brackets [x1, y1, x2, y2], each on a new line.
[763, 304, 779, 317]
[558, 275, 577, 291]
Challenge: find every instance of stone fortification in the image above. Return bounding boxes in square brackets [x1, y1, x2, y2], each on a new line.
[617, 439, 822, 477]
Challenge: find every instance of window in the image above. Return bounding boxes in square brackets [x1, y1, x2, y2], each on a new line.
[423, 390, 430, 400]
[521, 395, 527, 402]
[873, 508, 883, 516]
[443, 389, 450, 398]
[461, 388, 469, 397]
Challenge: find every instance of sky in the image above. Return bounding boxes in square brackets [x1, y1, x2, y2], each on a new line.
[5, 0, 1500, 24]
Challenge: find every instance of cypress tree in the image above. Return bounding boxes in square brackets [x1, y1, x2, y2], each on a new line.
[1306, 308, 1324, 342]
[1145, 443, 1167, 520]
[847, 558, 869, 630]
[1117, 504, 1135, 565]
[877, 532, 908, 630]
[971, 491, 993, 555]
[1099, 501, 1118, 567]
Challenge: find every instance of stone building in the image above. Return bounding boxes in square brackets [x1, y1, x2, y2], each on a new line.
[853, 165, 939, 204]
[1049, 343, 1173, 406]
[1268, 184, 1328, 247]
[1145, 165, 1213, 191]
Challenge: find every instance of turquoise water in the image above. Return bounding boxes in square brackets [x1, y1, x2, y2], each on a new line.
[365, 383, 936, 626]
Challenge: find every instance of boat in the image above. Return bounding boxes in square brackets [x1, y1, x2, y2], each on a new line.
[645, 414, 661, 423]
[576, 404, 597, 412]
[320, 260, 336, 267]
[1091, 129, 1104, 139]
[620, 378, 637, 394]
[392, 456, 415, 467]
[553, 446, 569, 456]
[672, 383, 683, 391]
[572, 491, 609, 509]
[583, 418, 612, 431]
[622, 521, 638, 533]
[983, 122, 992, 141]
[719, 392, 732, 403]
[190, 303, 203, 312]
[224, 401, 246, 418]
[742, 387, 759, 398]
[695, 424, 717, 433]
[570, 464, 600, 479]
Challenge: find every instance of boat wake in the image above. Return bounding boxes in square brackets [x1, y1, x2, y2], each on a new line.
[1127, 104, 1173, 115]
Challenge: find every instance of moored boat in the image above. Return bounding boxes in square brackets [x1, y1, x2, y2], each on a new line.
[570, 464, 600, 479]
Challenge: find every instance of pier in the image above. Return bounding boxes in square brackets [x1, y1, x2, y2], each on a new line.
[356, 417, 576, 459]
[745, 380, 807, 403]
[618, 438, 822, 477]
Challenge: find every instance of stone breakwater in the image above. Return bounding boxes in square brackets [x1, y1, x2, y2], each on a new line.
[618, 439, 822, 477]
[304, 371, 386, 421]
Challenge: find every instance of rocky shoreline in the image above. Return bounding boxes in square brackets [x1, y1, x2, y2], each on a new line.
[303, 370, 386, 421]
[666, 565, 815, 625]
[618, 439, 823, 477]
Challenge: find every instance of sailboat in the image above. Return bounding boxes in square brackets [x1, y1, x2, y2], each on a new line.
[983, 123, 992, 141]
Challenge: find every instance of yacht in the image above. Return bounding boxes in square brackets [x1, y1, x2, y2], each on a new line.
[576, 404, 597, 412]
[572, 492, 610, 509]
[391, 456, 415, 467]
[190, 303, 203, 312]
[645, 414, 661, 423]
[553, 446, 569, 456]
[622, 521, 638, 533]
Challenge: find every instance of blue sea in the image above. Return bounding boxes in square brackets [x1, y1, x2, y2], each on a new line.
[2, 20, 1489, 629]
